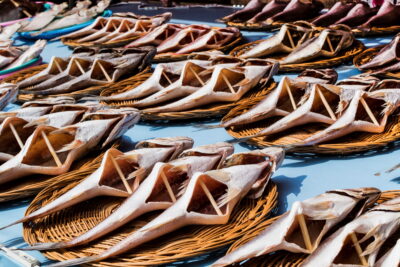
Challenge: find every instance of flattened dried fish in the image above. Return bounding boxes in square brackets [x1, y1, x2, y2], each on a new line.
[302, 196, 400, 266]
[19, 3, 68, 32]
[221, 0, 265, 22]
[0, 137, 194, 231]
[0, 83, 17, 110]
[267, 0, 323, 24]
[312, 1, 356, 27]
[46, 147, 283, 267]
[334, 2, 378, 27]
[212, 187, 381, 267]
[23, 142, 233, 250]
[248, 0, 287, 24]
[4, 39, 46, 70]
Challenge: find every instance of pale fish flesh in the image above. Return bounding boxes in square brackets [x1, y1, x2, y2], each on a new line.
[303, 89, 400, 145]
[302, 196, 400, 266]
[0, 23, 21, 46]
[0, 136, 194, 231]
[212, 187, 381, 267]
[23, 142, 233, 250]
[375, 239, 400, 267]
[19, 3, 68, 32]
[4, 39, 46, 70]
[144, 59, 278, 113]
[240, 22, 315, 59]
[0, 108, 139, 185]
[45, 147, 283, 267]
[281, 26, 354, 64]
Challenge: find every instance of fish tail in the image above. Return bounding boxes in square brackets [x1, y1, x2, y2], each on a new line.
[47, 255, 100, 267]
[20, 241, 67, 251]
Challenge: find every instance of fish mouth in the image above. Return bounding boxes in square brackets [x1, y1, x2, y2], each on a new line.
[146, 164, 190, 203]
[186, 174, 229, 215]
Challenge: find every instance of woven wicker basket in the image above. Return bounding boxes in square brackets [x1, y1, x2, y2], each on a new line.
[222, 94, 400, 154]
[0, 150, 106, 203]
[23, 175, 278, 266]
[1, 64, 151, 102]
[353, 45, 400, 79]
[230, 39, 365, 72]
[152, 35, 244, 63]
[100, 73, 277, 121]
[226, 190, 400, 267]
[226, 21, 282, 31]
[62, 36, 141, 49]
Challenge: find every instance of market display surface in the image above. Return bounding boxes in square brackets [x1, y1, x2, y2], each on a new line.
[1, 1, 400, 267]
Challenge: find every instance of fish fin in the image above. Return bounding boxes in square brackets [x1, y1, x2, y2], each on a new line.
[56, 140, 84, 153]
[47, 255, 99, 267]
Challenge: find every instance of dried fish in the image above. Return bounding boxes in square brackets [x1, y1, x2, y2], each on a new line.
[19, 3, 68, 32]
[0, 137, 194, 231]
[4, 39, 46, 70]
[23, 142, 233, 250]
[312, 1, 356, 27]
[248, 0, 287, 24]
[0, 83, 17, 110]
[221, 0, 265, 22]
[361, 0, 400, 29]
[45, 147, 283, 267]
[212, 187, 381, 267]
[334, 2, 378, 27]
[266, 0, 323, 24]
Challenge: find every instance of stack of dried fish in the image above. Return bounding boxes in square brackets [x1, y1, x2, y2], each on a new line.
[212, 187, 397, 266]
[356, 33, 400, 74]
[0, 103, 140, 186]
[18, 0, 110, 35]
[312, 0, 400, 31]
[0, 39, 46, 71]
[125, 23, 241, 56]
[223, 72, 400, 147]
[95, 53, 278, 114]
[0, 0, 44, 23]
[18, 46, 155, 97]
[220, 0, 324, 26]
[18, 146, 284, 267]
[60, 12, 172, 47]
[233, 22, 356, 65]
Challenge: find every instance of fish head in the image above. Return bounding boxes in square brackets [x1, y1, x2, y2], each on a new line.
[0, 83, 17, 107]
[82, 108, 140, 147]
[135, 136, 194, 160]
[21, 96, 76, 108]
[178, 142, 234, 169]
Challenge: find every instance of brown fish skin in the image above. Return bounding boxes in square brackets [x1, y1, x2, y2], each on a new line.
[334, 2, 378, 27]
[0, 137, 194, 232]
[267, 0, 324, 24]
[221, 0, 266, 22]
[312, 1, 356, 27]
[248, 0, 287, 23]
[23, 142, 233, 251]
[360, 0, 400, 29]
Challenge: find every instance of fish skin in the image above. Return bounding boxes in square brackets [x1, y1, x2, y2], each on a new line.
[280, 27, 354, 65]
[46, 147, 281, 267]
[303, 89, 400, 145]
[312, 1, 356, 27]
[126, 23, 186, 48]
[4, 39, 46, 70]
[359, 34, 400, 72]
[267, 0, 323, 24]
[375, 239, 400, 267]
[61, 0, 91, 16]
[59, 16, 109, 40]
[361, 0, 400, 29]
[75, 18, 124, 43]
[144, 60, 277, 113]
[21, 96, 75, 108]
[0, 23, 21, 43]
[240, 23, 315, 59]
[1, 137, 193, 232]
[221, 0, 266, 22]
[248, 0, 287, 23]
[24, 142, 232, 250]
[176, 27, 240, 55]
[302, 196, 400, 266]
[0, 106, 52, 123]
[0, 83, 17, 110]
[157, 25, 211, 53]
[212, 187, 381, 267]
[334, 2, 378, 27]
[0, 46, 26, 69]
[19, 3, 68, 32]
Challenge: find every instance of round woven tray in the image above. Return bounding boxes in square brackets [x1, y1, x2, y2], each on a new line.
[61, 35, 141, 49]
[152, 35, 244, 63]
[222, 94, 400, 154]
[226, 190, 400, 267]
[23, 176, 278, 266]
[353, 44, 400, 79]
[100, 73, 277, 121]
[230, 39, 365, 72]
[1, 64, 151, 102]
[226, 21, 282, 31]
[0, 149, 106, 203]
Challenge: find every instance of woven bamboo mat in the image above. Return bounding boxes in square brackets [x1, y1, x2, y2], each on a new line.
[23, 178, 278, 266]
[225, 190, 400, 267]
[230, 39, 365, 72]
